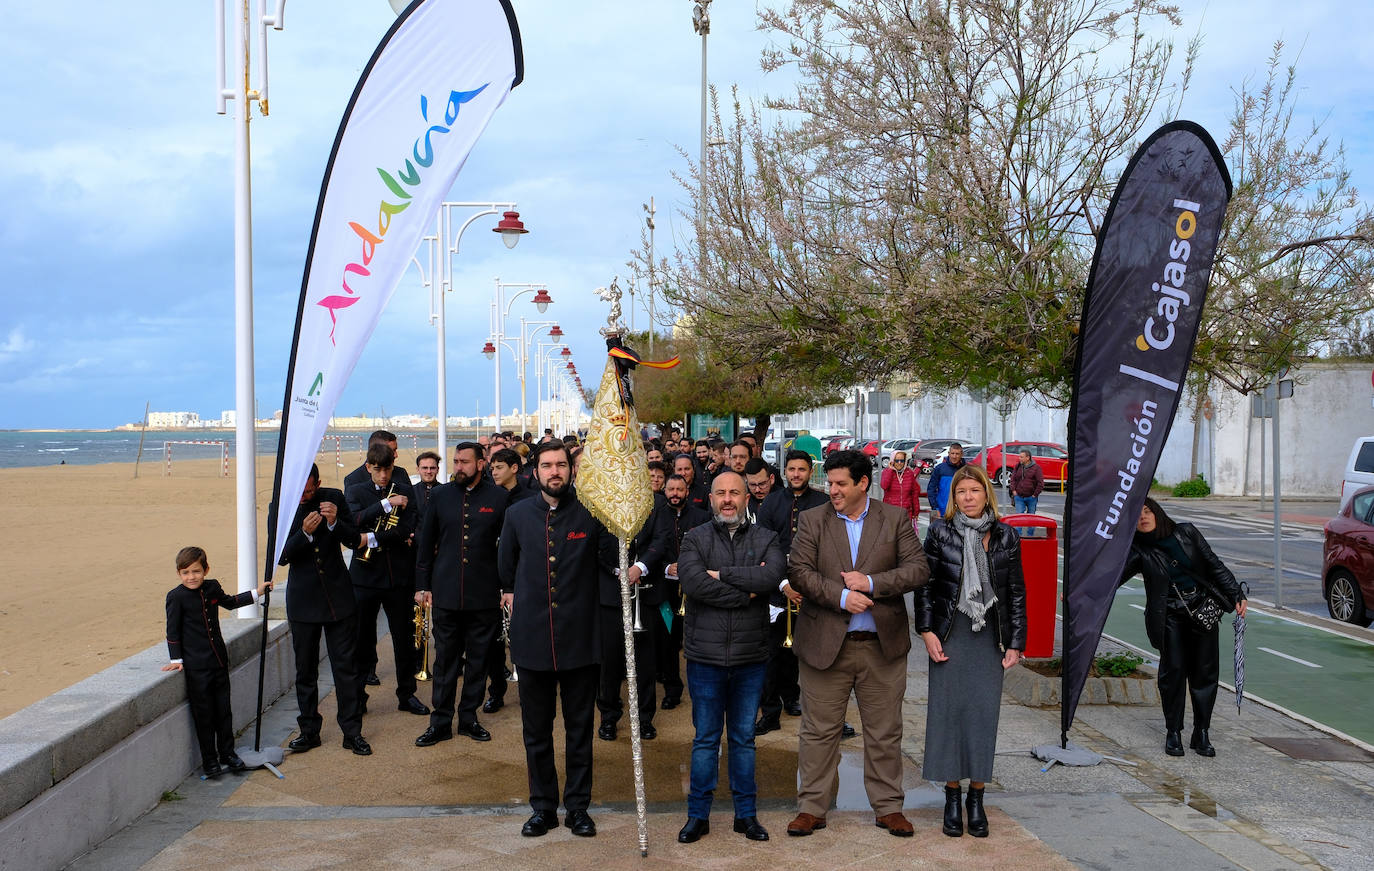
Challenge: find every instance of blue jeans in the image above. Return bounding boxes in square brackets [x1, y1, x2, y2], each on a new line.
[686, 659, 767, 819]
[1013, 494, 1038, 515]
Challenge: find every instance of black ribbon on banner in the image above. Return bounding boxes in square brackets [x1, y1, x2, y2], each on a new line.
[1061, 121, 1232, 745]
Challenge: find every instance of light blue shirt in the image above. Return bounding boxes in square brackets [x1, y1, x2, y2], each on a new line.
[837, 499, 877, 633]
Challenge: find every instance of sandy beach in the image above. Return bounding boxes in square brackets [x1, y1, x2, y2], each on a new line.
[0, 450, 365, 719]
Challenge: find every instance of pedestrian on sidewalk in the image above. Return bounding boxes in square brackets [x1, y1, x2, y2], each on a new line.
[879, 450, 922, 529]
[1007, 449, 1044, 515]
[1121, 498, 1248, 758]
[916, 465, 1026, 838]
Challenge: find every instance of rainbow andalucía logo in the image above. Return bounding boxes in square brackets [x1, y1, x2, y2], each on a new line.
[317, 84, 490, 343]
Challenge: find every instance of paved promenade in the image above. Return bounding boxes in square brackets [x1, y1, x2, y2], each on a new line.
[65, 611, 1374, 871]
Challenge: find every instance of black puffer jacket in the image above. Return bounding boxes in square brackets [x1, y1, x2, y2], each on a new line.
[915, 520, 1028, 652]
[1120, 522, 1244, 649]
[678, 519, 785, 667]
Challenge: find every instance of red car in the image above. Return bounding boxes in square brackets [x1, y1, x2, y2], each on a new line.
[1324, 484, 1374, 626]
[823, 436, 852, 457]
[970, 441, 1069, 487]
[857, 439, 883, 465]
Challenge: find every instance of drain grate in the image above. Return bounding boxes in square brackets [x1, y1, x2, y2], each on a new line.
[1253, 736, 1374, 762]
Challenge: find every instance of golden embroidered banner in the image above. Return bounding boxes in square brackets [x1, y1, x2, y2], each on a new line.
[576, 359, 654, 541]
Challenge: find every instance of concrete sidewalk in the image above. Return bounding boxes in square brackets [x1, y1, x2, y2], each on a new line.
[68, 633, 1374, 871]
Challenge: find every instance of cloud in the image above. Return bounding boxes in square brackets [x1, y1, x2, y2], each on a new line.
[0, 328, 34, 357]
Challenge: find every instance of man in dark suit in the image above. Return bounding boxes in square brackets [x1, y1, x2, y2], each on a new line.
[413, 442, 508, 745]
[345, 443, 429, 718]
[412, 450, 442, 522]
[656, 474, 711, 709]
[786, 449, 929, 838]
[278, 464, 370, 755]
[344, 429, 409, 490]
[753, 449, 830, 734]
[498, 441, 617, 839]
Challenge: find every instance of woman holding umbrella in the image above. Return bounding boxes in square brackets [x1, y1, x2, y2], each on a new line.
[1121, 498, 1247, 758]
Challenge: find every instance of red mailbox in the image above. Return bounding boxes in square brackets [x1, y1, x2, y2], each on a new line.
[1000, 513, 1058, 658]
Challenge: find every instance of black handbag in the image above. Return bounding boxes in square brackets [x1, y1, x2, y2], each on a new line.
[1172, 582, 1224, 631]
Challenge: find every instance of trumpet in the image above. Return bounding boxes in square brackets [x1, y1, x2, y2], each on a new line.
[413, 601, 432, 681]
[676, 583, 686, 618]
[630, 580, 652, 633]
[356, 483, 399, 563]
[783, 598, 800, 649]
[501, 601, 518, 682]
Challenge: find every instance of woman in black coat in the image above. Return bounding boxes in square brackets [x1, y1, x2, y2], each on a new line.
[1121, 497, 1247, 758]
[916, 465, 1027, 839]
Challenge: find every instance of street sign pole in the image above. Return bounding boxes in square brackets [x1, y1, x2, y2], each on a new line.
[1272, 373, 1283, 608]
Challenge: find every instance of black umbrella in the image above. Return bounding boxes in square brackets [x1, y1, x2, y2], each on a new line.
[1233, 612, 1246, 712]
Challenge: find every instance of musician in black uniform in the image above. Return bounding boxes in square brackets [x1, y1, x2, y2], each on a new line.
[596, 488, 670, 741]
[278, 464, 370, 755]
[344, 430, 406, 687]
[414, 442, 508, 745]
[412, 450, 442, 522]
[345, 443, 429, 718]
[498, 441, 617, 838]
[162, 546, 270, 776]
[481, 447, 529, 713]
[753, 449, 830, 734]
[656, 474, 712, 709]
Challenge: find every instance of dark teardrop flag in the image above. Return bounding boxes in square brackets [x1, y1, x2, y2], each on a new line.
[1061, 122, 1232, 744]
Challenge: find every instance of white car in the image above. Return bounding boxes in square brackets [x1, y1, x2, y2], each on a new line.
[762, 441, 778, 465]
[1341, 436, 1374, 512]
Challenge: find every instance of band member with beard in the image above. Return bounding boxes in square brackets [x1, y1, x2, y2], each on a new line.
[673, 454, 709, 512]
[499, 441, 617, 839]
[345, 443, 429, 721]
[414, 442, 508, 746]
[656, 474, 711, 710]
[278, 464, 367, 755]
[754, 450, 829, 734]
[676, 471, 785, 844]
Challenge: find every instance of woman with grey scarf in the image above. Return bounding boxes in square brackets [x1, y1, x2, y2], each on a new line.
[915, 465, 1027, 839]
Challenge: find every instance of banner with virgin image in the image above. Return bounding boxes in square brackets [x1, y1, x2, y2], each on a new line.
[265, 0, 523, 572]
[1061, 121, 1232, 741]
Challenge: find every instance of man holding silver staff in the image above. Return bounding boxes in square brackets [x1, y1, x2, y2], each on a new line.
[413, 441, 508, 746]
[345, 442, 428, 722]
[499, 441, 617, 838]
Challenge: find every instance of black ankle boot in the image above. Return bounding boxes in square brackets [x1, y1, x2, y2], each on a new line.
[965, 787, 988, 837]
[1165, 729, 1185, 757]
[942, 785, 963, 837]
[1190, 728, 1216, 757]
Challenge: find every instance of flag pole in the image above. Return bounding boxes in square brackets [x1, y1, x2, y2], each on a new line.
[618, 537, 650, 856]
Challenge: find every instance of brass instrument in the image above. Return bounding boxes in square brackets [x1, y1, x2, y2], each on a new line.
[355, 483, 399, 563]
[413, 601, 432, 681]
[501, 601, 518, 682]
[630, 580, 652, 633]
[783, 598, 800, 648]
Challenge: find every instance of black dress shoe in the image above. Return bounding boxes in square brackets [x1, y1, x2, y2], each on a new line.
[754, 716, 780, 736]
[841, 722, 857, 739]
[660, 696, 680, 710]
[202, 760, 224, 779]
[415, 725, 453, 747]
[342, 735, 372, 756]
[399, 695, 431, 715]
[678, 817, 710, 843]
[566, 809, 596, 837]
[219, 753, 247, 772]
[1165, 729, 1185, 757]
[598, 722, 617, 741]
[784, 700, 802, 717]
[1191, 728, 1216, 757]
[457, 720, 491, 742]
[641, 723, 657, 740]
[521, 810, 559, 837]
[365, 672, 381, 686]
[287, 734, 322, 753]
[482, 697, 504, 714]
[965, 787, 989, 838]
[734, 816, 769, 841]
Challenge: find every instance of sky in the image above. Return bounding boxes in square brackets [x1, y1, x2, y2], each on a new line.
[3, 0, 1373, 430]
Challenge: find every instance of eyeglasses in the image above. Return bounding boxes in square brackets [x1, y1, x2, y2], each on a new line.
[892, 458, 906, 464]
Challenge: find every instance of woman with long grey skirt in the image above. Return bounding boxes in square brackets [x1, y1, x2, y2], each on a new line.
[916, 464, 1027, 837]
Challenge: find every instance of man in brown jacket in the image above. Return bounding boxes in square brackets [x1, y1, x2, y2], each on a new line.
[786, 449, 929, 837]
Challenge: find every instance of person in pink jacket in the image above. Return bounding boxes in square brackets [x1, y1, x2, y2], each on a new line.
[880, 451, 923, 524]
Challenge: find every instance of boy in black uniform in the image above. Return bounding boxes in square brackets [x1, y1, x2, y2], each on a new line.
[161, 546, 270, 777]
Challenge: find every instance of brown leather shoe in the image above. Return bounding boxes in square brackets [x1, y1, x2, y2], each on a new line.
[786, 812, 826, 837]
[875, 812, 914, 837]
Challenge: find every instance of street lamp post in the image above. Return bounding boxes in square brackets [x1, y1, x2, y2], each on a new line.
[692, 1, 711, 279]
[487, 278, 552, 431]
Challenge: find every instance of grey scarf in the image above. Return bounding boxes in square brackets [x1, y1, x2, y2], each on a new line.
[952, 510, 997, 631]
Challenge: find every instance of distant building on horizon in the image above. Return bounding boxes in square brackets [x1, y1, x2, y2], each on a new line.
[147, 411, 200, 429]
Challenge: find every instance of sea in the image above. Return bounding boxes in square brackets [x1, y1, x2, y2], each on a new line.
[0, 430, 451, 470]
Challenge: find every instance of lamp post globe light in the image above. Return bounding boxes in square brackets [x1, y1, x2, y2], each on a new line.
[489, 278, 553, 431]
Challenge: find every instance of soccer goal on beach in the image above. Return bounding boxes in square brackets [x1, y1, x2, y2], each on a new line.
[162, 440, 229, 477]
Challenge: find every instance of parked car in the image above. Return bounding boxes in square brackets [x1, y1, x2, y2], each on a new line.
[1340, 436, 1374, 512]
[912, 438, 963, 474]
[762, 441, 778, 464]
[878, 438, 921, 468]
[970, 441, 1069, 487]
[823, 435, 852, 457]
[857, 439, 883, 466]
[1324, 484, 1374, 626]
